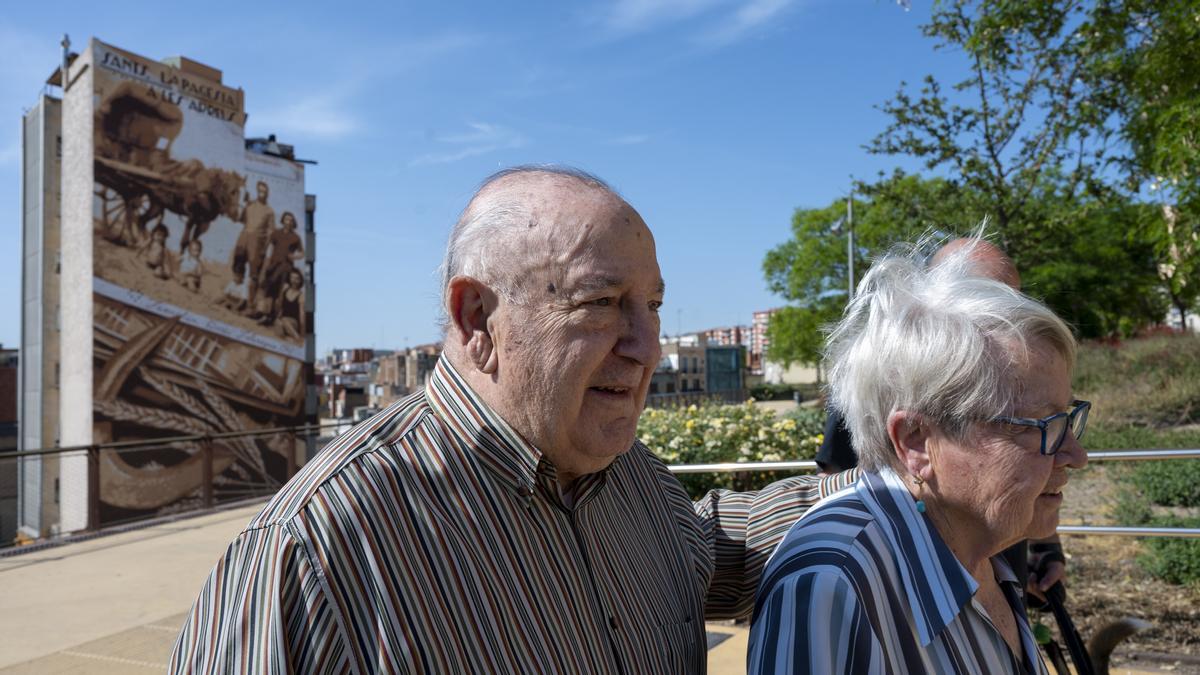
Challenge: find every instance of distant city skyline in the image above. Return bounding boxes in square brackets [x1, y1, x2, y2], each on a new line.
[3, 2, 953, 354]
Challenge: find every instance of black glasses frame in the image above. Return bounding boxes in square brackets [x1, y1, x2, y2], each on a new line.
[991, 400, 1091, 456]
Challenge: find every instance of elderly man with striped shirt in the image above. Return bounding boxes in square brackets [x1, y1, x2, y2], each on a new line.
[170, 166, 853, 674]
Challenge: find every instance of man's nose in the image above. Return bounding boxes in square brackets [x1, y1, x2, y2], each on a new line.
[615, 304, 661, 367]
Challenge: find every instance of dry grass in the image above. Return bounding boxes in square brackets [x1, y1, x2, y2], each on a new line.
[1074, 334, 1200, 429]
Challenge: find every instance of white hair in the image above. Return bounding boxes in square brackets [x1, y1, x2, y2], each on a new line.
[824, 237, 1076, 471]
[437, 165, 616, 315]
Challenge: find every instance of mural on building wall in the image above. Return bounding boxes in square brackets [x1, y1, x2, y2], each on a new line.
[89, 40, 307, 524]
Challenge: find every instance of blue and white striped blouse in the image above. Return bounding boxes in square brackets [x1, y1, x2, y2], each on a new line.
[748, 469, 1050, 675]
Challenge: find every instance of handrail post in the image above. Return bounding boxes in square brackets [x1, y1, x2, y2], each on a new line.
[201, 437, 214, 509]
[286, 430, 297, 478]
[87, 445, 100, 531]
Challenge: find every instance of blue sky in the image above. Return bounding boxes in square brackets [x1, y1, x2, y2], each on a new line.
[2, 0, 956, 353]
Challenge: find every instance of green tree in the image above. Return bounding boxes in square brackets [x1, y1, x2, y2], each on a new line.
[868, 0, 1113, 255]
[1014, 188, 1167, 336]
[862, 0, 1174, 335]
[763, 172, 1165, 358]
[762, 173, 967, 366]
[1091, 0, 1200, 327]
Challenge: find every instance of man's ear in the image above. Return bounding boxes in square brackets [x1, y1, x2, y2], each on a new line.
[886, 410, 933, 481]
[447, 275, 499, 375]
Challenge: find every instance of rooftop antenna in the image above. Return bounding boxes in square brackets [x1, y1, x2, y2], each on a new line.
[60, 34, 70, 89]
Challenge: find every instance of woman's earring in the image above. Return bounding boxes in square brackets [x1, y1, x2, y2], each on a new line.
[913, 475, 927, 513]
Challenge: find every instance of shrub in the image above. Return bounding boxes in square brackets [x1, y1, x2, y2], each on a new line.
[1087, 427, 1200, 508]
[638, 401, 823, 499]
[1101, 426, 1200, 585]
[747, 383, 821, 402]
[1132, 460, 1200, 508]
[1138, 515, 1200, 586]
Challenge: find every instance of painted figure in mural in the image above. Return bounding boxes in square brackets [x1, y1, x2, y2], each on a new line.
[178, 238, 205, 292]
[169, 160, 246, 255]
[273, 268, 304, 340]
[216, 281, 247, 313]
[139, 223, 171, 280]
[231, 180, 275, 317]
[256, 210, 305, 328]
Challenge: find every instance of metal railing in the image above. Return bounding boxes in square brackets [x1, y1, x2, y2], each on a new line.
[665, 449, 1200, 472]
[1, 431, 1197, 548]
[664, 449, 1200, 539]
[0, 422, 341, 548]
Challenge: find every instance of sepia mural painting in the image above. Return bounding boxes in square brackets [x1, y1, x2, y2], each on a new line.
[89, 41, 308, 524]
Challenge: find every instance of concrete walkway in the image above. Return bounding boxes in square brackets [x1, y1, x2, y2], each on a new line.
[0, 502, 754, 673]
[0, 504, 258, 672]
[0, 502, 1169, 674]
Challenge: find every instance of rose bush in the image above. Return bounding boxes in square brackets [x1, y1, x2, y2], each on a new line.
[638, 402, 824, 498]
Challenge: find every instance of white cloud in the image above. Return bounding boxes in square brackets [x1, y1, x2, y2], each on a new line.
[596, 0, 796, 44]
[410, 122, 527, 166]
[249, 31, 482, 142]
[604, 0, 727, 34]
[702, 0, 794, 44]
[609, 134, 651, 145]
[249, 92, 360, 141]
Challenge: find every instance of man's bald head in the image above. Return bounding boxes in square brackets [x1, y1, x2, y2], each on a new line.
[439, 166, 624, 311]
[930, 237, 1021, 290]
[438, 166, 663, 483]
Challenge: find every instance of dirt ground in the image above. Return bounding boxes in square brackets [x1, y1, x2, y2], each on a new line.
[1058, 465, 1200, 673]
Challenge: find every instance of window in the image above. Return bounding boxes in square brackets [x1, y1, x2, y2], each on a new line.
[667, 381, 676, 393]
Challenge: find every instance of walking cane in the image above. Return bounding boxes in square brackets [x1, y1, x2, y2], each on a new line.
[1045, 581, 1095, 675]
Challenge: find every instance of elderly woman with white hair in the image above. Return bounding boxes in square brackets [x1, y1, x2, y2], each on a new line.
[747, 241, 1089, 675]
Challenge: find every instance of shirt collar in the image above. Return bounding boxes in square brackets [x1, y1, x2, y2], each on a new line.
[424, 357, 543, 497]
[857, 469, 980, 647]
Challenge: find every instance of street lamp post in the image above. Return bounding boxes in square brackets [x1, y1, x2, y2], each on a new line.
[846, 187, 855, 300]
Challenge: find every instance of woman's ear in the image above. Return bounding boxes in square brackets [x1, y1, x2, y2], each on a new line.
[447, 275, 499, 375]
[887, 410, 933, 481]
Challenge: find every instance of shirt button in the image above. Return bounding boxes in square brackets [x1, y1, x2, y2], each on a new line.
[609, 616, 620, 630]
[516, 485, 533, 499]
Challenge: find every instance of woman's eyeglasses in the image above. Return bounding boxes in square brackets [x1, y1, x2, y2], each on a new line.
[991, 400, 1091, 455]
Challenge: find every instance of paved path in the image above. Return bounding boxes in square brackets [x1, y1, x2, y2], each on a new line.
[0, 504, 257, 672]
[0, 502, 1169, 674]
[0, 503, 754, 673]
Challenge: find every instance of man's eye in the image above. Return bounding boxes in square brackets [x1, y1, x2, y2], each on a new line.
[649, 300, 663, 313]
[589, 297, 613, 307]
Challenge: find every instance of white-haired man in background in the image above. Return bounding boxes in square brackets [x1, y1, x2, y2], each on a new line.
[170, 166, 855, 674]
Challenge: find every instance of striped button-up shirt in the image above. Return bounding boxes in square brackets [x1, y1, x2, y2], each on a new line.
[748, 469, 1050, 675]
[171, 358, 853, 674]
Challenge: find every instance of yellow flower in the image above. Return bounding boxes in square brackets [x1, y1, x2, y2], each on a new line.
[685, 420, 696, 430]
